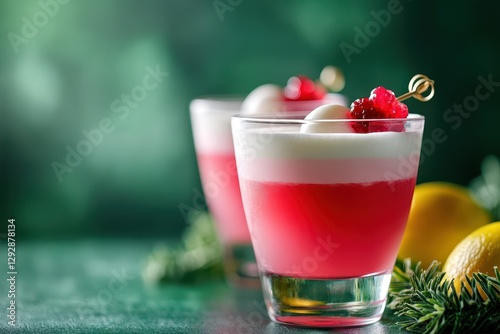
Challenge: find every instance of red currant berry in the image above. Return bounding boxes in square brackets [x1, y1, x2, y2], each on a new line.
[350, 97, 385, 132]
[349, 87, 408, 133]
[394, 101, 409, 118]
[369, 86, 397, 117]
[283, 75, 326, 101]
[350, 98, 372, 117]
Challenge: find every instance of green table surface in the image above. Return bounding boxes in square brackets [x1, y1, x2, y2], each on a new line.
[0, 239, 410, 333]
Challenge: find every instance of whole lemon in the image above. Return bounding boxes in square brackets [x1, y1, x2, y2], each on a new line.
[398, 182, 491, 267]
[443, 222, 500, 295]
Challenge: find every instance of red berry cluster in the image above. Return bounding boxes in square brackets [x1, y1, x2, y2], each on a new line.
[350, 86, 408, 133]
[283, 76, 326, 101]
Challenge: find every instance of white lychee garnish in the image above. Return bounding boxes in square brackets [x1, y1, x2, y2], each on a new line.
[241, 84, 283, 114]
[300, 104, 353, 133]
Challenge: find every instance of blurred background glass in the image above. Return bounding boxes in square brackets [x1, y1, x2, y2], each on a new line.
[1, 0, 499, 240]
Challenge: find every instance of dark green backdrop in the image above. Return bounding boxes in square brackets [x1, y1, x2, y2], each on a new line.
[1, 0, 499, 239]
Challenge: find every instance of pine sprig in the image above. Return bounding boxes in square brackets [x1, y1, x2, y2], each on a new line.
[389, 260, 500, 334]
[142, 212, 225, 284]
[389, 257, 416, 295]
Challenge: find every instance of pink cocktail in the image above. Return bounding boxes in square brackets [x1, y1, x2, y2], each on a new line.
[242, 178, 415, 278]
[232, 114, 424, 326]
[190, 98, 257, 285]
[195, 152, 249, 244]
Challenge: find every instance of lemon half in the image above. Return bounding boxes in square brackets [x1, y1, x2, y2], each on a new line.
[398, 182, 491, 267]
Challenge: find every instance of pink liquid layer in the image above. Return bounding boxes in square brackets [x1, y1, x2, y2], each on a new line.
[197, 152, 251, 244]
[240, 178, 416, 278]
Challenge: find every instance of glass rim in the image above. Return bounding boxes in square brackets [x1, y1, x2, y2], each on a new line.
[232, 113, 424, 124]
[190, 93, 348, 114]
[191, 95, 245, 103]
[190, 96, 244, 114]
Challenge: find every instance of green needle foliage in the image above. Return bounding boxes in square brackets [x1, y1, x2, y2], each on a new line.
[142, 211, 225, 284]
[389, 259, 500, 334]
[469, 155, 500, 221]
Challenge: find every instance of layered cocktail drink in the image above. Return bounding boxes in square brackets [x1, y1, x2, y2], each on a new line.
[232, 99, 425, 326]
[190, 98, 255, 284]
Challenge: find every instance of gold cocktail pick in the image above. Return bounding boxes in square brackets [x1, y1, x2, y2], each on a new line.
[319, 66, 345, 92]
[397, 74, 435, 102]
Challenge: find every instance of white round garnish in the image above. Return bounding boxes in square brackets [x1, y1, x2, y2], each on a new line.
[241, 84, 283, 114]
[300, 104, 353, 133]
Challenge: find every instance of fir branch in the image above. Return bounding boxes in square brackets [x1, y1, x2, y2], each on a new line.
[142, 212, 225, 284]
[389, 260, 500, 334]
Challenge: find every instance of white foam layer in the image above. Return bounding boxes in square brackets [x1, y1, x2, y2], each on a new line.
[190, 99, 240, 153]
[233, 128, 423, 184]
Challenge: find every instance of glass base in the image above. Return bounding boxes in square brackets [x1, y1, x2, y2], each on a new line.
[224, 243, 260, 288]
[261, 272, 392, 327]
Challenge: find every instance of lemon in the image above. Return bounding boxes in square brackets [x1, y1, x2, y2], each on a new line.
[443, 222, 500, 295]
[398, 182, 491, 267]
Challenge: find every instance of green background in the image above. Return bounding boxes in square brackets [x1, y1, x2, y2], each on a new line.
[1, 0, 500, 239]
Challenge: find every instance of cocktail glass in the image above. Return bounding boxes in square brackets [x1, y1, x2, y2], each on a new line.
[231, 112, 424, 326]
[190, 95, 346, 286]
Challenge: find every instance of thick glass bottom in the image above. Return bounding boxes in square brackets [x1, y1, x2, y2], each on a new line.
[224, 243, 260, 288]
[261, 272, 392, 327]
